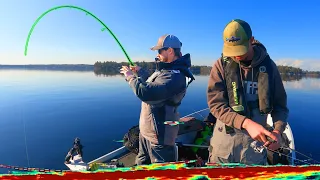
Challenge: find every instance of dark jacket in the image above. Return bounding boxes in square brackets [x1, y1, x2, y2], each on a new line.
[127, 54, 195, 145]
[207, 42, 289, 133]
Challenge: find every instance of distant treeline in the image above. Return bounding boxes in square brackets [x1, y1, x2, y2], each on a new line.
[93, 61, 212, 76]
[1, 62, 319, 81]
[0, 64, 94, 71]
[93, 61, 320, 77]
[277, 65, 320, 76]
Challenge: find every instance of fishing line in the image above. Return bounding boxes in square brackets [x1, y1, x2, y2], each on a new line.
[163, 108, 210, 125]
[281, 146, 320, 164]
[24, 5, 135, 66]
[266, 147, 314, 165]
[22, 114, 30, 167]
[191, 108, 205, 120]
[22, 5, 136, 164]
[21, 65, 31, 168]
[181, 108, 209, 119]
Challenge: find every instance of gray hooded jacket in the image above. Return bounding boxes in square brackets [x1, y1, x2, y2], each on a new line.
[126, 54, 195, 146]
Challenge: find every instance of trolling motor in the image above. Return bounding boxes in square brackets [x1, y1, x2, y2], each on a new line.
[64, 137, 83, 164]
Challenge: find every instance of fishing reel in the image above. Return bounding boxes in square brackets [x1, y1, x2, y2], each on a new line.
[251, 136, 278, 154]
[250, 141, 265, 153]
[154, 57, 160, 70]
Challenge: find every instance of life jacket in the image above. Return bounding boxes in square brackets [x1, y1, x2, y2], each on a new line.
[221, 46, 275, 117]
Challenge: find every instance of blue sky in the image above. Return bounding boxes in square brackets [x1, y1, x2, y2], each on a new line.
[0, 0, 319, 70]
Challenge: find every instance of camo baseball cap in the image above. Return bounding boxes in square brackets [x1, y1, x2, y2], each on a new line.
[223, 19, 252, 57]
[150, 34, 182, 51]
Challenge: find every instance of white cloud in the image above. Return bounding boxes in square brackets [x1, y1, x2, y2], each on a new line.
[283, 78, 320, 90]
[274, 59, 320, 71]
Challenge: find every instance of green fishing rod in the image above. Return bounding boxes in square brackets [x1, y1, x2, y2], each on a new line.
[24, 5, 135, 66]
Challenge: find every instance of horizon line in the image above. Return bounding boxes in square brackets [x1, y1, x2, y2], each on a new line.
[1, 63, 317, 71]
[0, 63, 213, 67]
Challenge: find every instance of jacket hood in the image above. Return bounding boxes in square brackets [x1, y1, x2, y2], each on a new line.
[250, 40, 268, 68]
[158, 53, 195, 81]
[236, 40, 269, 69]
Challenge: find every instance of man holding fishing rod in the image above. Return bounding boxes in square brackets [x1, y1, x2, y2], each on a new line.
[207, 19, 289, 165]
[120, 34, 195, 165]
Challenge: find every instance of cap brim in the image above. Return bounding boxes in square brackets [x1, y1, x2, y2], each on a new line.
[223, 43, 249, 57]
[150, 45, 163, 51]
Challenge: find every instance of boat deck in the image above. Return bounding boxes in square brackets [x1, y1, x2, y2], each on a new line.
[117, 152, 136, 167]
[102, 118, 208, 167]
[69, 113, 295, 172]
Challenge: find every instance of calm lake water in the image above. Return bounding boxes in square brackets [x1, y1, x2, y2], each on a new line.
[0, 70, 319, 171]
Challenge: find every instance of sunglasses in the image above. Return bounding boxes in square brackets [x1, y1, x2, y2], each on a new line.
[158, 47, 169, 54]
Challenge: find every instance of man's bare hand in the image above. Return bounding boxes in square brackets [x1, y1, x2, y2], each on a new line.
[265, 130, 281, 150]
[242, 118, 278, 146]
[130, 65, 141, 73]
[120, 66, 134, 78]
